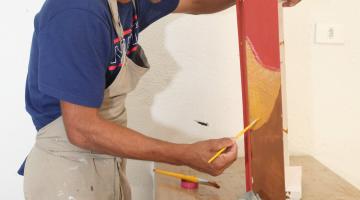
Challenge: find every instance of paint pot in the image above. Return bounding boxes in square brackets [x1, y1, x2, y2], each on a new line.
[181, 179, 199, 190]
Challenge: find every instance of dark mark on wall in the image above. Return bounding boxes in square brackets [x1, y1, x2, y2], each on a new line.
[195, 121, 209, 127]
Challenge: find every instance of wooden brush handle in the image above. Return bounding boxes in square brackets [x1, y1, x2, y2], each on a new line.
[154, 169, 198, 183]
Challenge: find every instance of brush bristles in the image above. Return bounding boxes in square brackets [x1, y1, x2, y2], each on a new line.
[209, 181, 221, 189]
[201, 181, 220, 189]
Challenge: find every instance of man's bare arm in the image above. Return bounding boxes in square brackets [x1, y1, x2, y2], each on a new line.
[174, 0, 302, 15]
[174, 0, 236, 15]
[61, 101, 237, 176]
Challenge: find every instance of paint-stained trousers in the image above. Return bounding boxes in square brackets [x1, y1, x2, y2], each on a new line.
[23, 117, 132, 200]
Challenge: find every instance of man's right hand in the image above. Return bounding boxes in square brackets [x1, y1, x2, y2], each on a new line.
[181, 138, 238, 176]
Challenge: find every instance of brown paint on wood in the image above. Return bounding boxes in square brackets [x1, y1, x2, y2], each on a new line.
[244, 40, 285, 199]
[251, 93, 285, 200]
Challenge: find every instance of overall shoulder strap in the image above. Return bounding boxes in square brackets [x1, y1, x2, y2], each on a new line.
[107, 0, 123, 39]
[131, 0, 137, 12]
[107, 0, 127, 66]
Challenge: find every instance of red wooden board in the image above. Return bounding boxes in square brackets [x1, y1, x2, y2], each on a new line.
[236, 0, 286, 199]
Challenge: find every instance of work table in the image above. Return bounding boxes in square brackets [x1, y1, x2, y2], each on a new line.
[155, 156, 360, 200]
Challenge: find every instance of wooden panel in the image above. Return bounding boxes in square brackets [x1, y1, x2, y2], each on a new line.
[236, 0, 285, 199]
[155, 156, 360, 200]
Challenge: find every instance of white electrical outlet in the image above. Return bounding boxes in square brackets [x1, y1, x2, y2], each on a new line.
[315, 23, 345, 44]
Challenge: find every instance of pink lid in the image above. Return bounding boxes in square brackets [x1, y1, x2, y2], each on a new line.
[181, 179, 199, 190]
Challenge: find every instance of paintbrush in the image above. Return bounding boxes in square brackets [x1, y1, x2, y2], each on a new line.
[207, 119, 260, 163]
[153, 168, 220, 189]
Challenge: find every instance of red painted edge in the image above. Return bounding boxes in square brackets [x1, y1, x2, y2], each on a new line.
[236, 0, 252, 191]
[244, 0, 281, 70]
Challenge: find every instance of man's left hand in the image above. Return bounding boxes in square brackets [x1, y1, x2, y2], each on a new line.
[282, 0, 301, 7]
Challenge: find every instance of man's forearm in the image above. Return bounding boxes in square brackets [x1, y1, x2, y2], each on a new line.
[61, 101, 238, 176]
[175, 0, 236, 15]
[64, 112, 187, 165]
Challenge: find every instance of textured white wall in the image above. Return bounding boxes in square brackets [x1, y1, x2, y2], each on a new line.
[309, 0, 360, 190]
[283, 3, 314, 156]
[283, 0, 360, 189]
[126, 9, 243, 199]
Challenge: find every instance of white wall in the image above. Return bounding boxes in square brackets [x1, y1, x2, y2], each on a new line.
[126, 9, 243, 199]
[283, 0, 360, 190]
[0, 1, 44, 199]
[1, 0, 360, 199]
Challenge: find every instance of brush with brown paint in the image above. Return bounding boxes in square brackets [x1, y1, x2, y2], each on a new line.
[154, 168, 220, 189]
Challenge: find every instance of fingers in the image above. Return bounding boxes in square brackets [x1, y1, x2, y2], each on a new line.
[188, 138, 238, 177]
[211, 137, 235, 151]
[221, 144, 238, 169]
[217, 144, 237, 166]
[223, 143, 238, 158]
[283, 2, 295, 7]
[282, 2, 290, 7]
[209, 143, 238, 176]
[282, 0, 301, 7]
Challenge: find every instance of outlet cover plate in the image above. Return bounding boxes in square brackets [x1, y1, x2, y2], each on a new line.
[315, 23, 345, 45]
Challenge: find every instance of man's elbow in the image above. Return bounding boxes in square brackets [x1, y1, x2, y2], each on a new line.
[65, 125, 91, 149]
[60, 101, 99, 149]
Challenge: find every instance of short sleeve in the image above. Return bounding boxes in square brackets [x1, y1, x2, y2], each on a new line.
[38, 9, 112, 107]
[137, 0, 180, 31]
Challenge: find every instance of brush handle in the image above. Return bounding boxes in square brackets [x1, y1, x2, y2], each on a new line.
[235, 119, 259, 139]
[154, 169, 198, 183]
[208, 147, 227, 163]
[208, 119, 259, 164]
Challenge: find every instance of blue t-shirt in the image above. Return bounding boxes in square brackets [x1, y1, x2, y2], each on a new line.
[20, 0, 179, 175]
[26, 0, 179, 131]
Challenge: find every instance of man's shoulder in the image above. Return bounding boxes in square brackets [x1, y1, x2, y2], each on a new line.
[37, 0, 111, 29]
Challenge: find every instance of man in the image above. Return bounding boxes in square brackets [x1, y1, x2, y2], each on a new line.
[21, 0, 300, 199]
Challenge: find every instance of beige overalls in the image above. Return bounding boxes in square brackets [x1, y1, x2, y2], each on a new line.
[24, 0, 150, 199]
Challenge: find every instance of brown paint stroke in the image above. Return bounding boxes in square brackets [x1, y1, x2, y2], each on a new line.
[251, 92, 285, 200]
